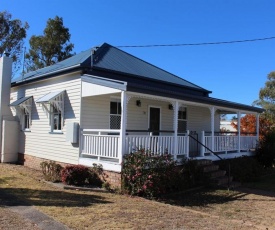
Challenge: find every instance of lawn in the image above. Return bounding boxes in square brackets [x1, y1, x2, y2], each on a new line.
[0, 163, 274, 230]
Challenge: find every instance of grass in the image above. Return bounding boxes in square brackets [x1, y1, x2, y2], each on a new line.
[0, 163, 275, 229]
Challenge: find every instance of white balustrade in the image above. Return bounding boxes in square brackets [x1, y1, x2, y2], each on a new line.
[81, 129, 257, 161]
[81, 129, 120, 159]
[240, 136, 257, 150]
[204, 134, 257, 154]
[125, 134, 189, 156]
[125, 135, 174, 155]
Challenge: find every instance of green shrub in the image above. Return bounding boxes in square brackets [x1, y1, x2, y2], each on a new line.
[40, 161, 63, 182]
[61, 164, 103, 186]
[256, 131, 275, 168]
[218, 156, 266, 183]
[121, 149, 179, 198]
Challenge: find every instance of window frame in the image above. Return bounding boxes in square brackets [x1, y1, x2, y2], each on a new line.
[23, 108, 31, 131]
[50, 104, 62, 132]
[178, 106, 187, 133]
[109, 98, 121, 130]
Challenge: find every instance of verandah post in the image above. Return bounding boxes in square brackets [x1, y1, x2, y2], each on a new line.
[119, 91, 127, 164]
[186, 130, 190, 158]
[200, 131, 205, 157]
[237, 111, 241, 152]
[210, 106, 216, 155]
[173, 101, 179, 161]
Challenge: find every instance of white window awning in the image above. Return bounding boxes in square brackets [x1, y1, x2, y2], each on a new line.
[10, 96, 33, 114]
[36, 91, 65, 123]
[36, 91, 65, 103]
[10, 96, 33, 127]
[10, 96, 33, 107]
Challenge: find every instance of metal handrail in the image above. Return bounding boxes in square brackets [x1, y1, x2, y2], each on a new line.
[188, 134, 231, 190]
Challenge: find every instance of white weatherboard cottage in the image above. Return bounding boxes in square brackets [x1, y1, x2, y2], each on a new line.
[0, 43, 263, 175]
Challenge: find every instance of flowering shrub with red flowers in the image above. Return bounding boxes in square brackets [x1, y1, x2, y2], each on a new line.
[61, 164, 103, 186]
[121, 149, 179, 198]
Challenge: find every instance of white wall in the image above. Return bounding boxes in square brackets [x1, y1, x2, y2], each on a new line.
[10, 72, 81, 164]
[81, 94, 219, 134]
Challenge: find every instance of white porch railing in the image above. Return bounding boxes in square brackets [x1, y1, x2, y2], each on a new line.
[125, 135, 174, 154]
[81, 129, 189, 161]
[205, 136, 239, 152]
[204, 132, 257, 154]
[81, 129, 120, 159]
[125, 135, 189, 155]
[81, 129, 257, 162]
[240, 136, 258, 150]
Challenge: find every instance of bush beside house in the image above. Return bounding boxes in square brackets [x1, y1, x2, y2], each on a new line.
[255, 130, 275, 168]
[121, 150, 208, 198]
[41, 161, 104, 187]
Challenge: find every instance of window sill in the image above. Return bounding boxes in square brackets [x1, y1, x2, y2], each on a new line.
[49, 131, 63, 134]
[22, 129, 31, 132]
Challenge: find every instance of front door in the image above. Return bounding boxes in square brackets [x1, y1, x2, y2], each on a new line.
[149, 107, 160, 135]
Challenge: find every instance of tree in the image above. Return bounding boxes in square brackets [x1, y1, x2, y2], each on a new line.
[0, 11, 29, 74]
[25, 16, 74, 71]
[254, 71, 275, 123]
[231, 114, 273, 139]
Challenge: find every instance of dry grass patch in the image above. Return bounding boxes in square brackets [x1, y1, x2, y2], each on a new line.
[0, 163, 274, 229]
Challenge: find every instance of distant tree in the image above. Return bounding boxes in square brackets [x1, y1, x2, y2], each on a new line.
[231, 116, 237, 121]
[25, 16, 74, 71]
[0, 11, 29, 75]
[254, 71, 275, 123]
[231, 114, 273, 139]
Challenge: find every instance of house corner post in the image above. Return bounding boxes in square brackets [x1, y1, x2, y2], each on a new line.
[119, 91, 127, 165]
[237, 111, 241, 152]
[173, 101, 179, 160]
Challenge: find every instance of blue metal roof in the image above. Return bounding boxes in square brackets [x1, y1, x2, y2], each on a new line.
[92, 43, 207, 91]
[12, 48, 92, 84]
[12, 43, 209, 92]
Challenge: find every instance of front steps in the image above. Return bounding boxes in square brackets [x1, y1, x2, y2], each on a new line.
[197, 159, 233, 187]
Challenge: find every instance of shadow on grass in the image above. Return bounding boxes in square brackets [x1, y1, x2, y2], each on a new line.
[235, 186, 275, 198]
[0, 187, 112, 208]
[161, 188, 249, 208]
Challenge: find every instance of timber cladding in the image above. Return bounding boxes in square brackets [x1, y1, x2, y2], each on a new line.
[17, 153, 121, 188]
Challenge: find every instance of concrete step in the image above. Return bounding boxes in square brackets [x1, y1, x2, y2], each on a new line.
[196, 159, 213, 166]
[212, 176, 233, 186]
[209, 170, 226, 179]
[202, 164, 219, 173]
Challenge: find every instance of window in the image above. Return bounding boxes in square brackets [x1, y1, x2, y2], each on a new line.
[23, 108, 30, 130]
[110, 100, 121, 129]
[178, 107, 187, 133]
[10, 96, 33, 131]
[36, 91, 65, 133]
[51, 105, 62, 131]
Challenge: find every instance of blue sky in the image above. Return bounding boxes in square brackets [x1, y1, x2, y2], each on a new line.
[1, 0, 275, 107]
